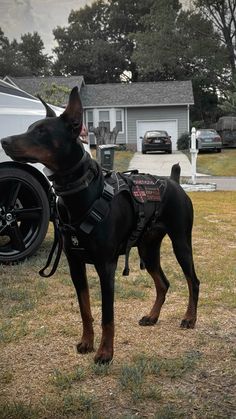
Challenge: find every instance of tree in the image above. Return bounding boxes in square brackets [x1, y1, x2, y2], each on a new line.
[0, 29, 51, 77]
[52, 0, 155, 82]
[53, 1, 117, 80]
[194, 0, 236, 77]
[18, 32, 51, 75]
[130, 0, 227, 124]
[219, 77, 236, 114]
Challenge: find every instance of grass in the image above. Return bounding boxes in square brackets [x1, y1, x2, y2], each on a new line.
[91, 146, 134, 173]
[0, 191, 235, 417]
[197, 148, 236, 176]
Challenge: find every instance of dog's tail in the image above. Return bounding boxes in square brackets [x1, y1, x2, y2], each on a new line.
[170, 163, 181, 184]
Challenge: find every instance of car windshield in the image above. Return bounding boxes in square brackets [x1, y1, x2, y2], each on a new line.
[197, 130, 217, 137]
[146, 131, 167, 138]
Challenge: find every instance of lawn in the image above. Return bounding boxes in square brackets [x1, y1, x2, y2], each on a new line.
[0, 191, 236, 418]
[197, 148, 236, 176]
[91, 147, 134, 172]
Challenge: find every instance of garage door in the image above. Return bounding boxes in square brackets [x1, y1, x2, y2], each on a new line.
[137, 120, 178, 151]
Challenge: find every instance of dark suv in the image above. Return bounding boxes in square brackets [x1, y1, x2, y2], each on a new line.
[141, 130, 172, 154]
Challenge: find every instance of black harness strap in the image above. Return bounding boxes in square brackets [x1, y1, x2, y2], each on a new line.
[39, 181, 114, 277]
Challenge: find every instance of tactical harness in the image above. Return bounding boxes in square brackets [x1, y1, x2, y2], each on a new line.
[40, 155, 167, 278]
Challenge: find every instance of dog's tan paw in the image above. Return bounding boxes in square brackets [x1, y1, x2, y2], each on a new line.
[76, 341, 94, 354]
[180, 319, 196, 329]
[139, 316, 157, 326]
[94, 350, 113, 364]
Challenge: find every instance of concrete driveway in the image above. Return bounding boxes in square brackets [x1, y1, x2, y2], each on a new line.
[128, 151, 236, 191]
[128, 151, 195, 177]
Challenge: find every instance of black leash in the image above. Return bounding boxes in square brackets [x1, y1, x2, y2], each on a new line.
[39, 216, 63, 278]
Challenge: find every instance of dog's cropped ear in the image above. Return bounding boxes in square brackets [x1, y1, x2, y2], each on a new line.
[61, 86, 83, 139]
[37, 95, 57, 117]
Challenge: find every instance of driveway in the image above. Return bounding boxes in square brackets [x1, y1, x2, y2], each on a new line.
[128, 151, 236, 191]
[128, 151, 196, 177]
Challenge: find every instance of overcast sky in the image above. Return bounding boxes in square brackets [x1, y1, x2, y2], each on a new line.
[0, 0, 93, 54]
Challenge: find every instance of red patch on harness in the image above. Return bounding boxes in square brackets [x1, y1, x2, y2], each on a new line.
[131, 175, 164, 204]
[132, 185, 161, 203]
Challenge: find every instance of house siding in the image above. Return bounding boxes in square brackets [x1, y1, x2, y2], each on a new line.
[127, 106, 188, 146]
[84, 105, 189, 147]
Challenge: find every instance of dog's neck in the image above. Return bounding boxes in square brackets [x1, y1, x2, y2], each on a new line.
[44, 145, 104, 224]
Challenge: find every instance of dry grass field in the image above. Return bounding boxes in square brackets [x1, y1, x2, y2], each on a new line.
[0, 190, 236, 418]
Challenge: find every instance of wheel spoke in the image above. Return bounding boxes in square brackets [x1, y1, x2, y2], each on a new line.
[6, 181, 21, 210]
[15, 207, 43, 221]
[8, 224, 26, 251]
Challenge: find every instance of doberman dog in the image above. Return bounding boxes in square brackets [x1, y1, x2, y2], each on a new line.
[1, 87, 200, 364]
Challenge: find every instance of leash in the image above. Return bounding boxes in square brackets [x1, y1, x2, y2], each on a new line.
[39, 216, 63, 278]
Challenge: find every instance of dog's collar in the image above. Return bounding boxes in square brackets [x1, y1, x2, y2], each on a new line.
[44, 151, 99, 197]
[44, 151, 88, 181]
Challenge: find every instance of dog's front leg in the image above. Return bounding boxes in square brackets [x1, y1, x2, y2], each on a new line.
[94, 261, 117, 364]
[64, 246, 94, 354]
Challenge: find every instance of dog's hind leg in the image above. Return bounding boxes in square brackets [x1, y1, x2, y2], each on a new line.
[94, 260, 117, 364]
[138, 225, 169, 326]
[170, 235, 200, 329]
[64, 246, 94, 354]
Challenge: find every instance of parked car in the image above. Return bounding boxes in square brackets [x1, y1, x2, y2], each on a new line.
[141, 130, 172, 154]
[196, 129, 222, 152]
[0, 86, 92, 264]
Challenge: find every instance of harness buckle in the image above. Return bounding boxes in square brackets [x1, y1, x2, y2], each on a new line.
[103, 182, 114, 201]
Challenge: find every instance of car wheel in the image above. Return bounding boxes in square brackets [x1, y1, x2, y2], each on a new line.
[142, 149, 147, 154]
[0, 167, 50, 264]
[217, 148, 222, 153]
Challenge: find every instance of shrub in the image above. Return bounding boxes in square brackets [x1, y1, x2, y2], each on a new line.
[177, 132, 190, 150]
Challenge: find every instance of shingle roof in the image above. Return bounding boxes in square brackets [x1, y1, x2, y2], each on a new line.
[81, 80, 194, 108]
[3, 76, 84, 104]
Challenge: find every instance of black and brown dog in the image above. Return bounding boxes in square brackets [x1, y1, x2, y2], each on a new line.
[1, 87, 200, 363]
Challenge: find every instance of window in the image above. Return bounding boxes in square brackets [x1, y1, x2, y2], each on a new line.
[86, 110, 94, 132]
[116, 109, 123, 133]
[86, 109, 124, 134]
[99, 110, 110, 131]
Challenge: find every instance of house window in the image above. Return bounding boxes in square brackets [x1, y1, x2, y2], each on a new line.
[86, 110, 94, 132]
[86, 108, 124, 134]
[116, 109, 123, 133]
[99, 110, 110, 131]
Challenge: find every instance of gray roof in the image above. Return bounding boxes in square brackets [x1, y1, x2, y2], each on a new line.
[3, 76, 84, 104]
[81, 80, 194, 108]
[0, 79, 36, 100]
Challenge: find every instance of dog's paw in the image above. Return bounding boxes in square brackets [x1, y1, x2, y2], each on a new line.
[139, 316, 157, 326]
[94, 350, 113, 364]
[180, 319, 196, 329]
[76, 341, 94, 354]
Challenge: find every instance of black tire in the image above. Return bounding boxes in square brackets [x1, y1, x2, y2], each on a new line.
[217, 148, 222, 153]
[0, 167, 50, 263]
[142, 149, 147, 154]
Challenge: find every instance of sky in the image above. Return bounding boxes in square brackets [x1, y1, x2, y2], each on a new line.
[0, 0, 94, 54]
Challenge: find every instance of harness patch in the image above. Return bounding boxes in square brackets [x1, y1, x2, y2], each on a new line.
[130, 174, 166, 204]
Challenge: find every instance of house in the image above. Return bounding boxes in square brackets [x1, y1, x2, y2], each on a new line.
[81, 81, 193, 151]
[2, 76, 194, 151]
